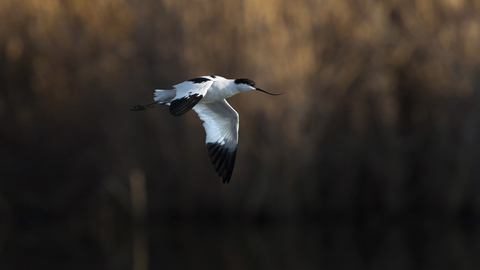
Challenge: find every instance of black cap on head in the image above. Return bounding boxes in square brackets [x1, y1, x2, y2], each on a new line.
[234, 78, 256, 88]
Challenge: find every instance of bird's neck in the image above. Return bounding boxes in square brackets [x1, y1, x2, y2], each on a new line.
[224, 80, 241, 96]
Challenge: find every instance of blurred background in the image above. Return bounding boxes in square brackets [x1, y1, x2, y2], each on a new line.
[1, 0, 480, 269]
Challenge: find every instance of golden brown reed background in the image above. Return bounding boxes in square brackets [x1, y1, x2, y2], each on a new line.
[1, 0, 480, 224]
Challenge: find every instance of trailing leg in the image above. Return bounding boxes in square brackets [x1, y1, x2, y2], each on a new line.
[131, 101, 159, 111]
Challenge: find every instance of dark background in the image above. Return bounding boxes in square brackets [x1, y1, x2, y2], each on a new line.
[1, 0, 480, 269]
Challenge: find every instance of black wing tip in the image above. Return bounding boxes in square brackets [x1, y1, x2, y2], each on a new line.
[207, 143, 237, 184]
[169, 94, 203, 116]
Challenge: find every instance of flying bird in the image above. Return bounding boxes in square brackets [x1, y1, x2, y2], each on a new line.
[131, 75, 282, 183]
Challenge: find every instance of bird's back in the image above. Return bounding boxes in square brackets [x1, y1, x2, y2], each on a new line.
[200, 77, 238, 103]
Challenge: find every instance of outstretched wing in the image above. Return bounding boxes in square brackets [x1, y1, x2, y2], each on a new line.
[193, 99, 239, 183]
[169, 77, 214, 116]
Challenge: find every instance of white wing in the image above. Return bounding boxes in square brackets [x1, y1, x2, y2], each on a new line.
[169, 77, 214, 116]
[193, 99, 239, 183]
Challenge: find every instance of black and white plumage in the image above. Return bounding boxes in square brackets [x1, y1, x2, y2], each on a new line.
[132, 75, 281, 183]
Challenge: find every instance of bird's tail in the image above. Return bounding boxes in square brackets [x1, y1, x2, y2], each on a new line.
[154, 89, 175, 104]
[131, 89, 176, 111]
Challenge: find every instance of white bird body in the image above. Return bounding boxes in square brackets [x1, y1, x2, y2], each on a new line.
[132, 75, 281, 183]
[153, 76, 241, 105]
[190, 76, 238, 102]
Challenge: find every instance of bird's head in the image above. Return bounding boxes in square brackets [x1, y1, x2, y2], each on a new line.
[234, 78, 283, 96]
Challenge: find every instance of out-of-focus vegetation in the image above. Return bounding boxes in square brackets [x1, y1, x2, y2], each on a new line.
[1, 0, 480, 235]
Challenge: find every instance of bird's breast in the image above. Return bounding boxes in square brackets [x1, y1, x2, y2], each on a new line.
[201, 87, 236, 103]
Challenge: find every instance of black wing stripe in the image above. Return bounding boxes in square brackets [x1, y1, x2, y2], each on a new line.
[169, 94, 203, 116]
[207, 143, 237, 183]
[188, 77, 210, 84]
